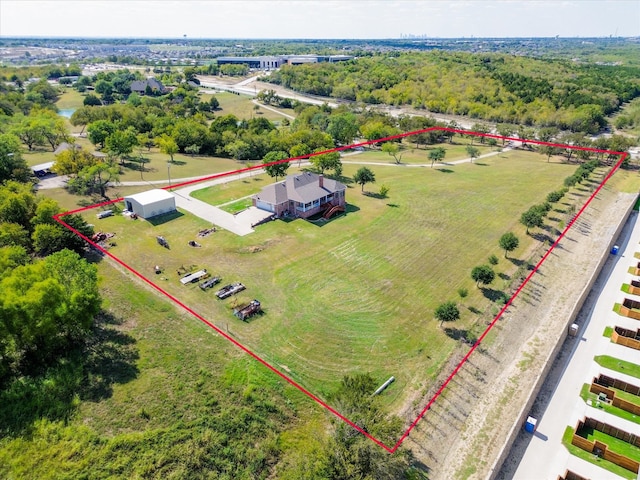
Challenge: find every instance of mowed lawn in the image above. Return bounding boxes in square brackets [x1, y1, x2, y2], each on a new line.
[84, 150, 579, 411]
[349, 138, 498, 165]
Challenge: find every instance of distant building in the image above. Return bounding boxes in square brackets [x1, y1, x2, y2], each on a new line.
[216, 54, 354, 69]
[252, 172, 346, 219]
[130, 78, 166, 95]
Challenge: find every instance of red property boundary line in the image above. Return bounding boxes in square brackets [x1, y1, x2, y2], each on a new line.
[54, 128, 628, 453]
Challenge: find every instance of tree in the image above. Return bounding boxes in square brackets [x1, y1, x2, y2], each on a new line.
[466, 145, 480, 163]
[0, 222, 30, 249]
[105, 126, 138, 164]
[38, 111, 69, 151]
[434, 301, 460, 327]
[157, 135, 178, 162]
[0, 133, 30, 183]
[52, 147, 96, 176]
[471, 265, 495, 287]
[428, 147, 446, 168]
[87, 120, 117, 149]
[496, 124, 514, 145]
[520, 208, 544, 234]
[67, 163, 119, 198]
[353, 166, 376, 192]
[11, 115, 45, 151]
[381, 142, 404, 164]
[539, 145, 560, 162]
[310, 149, 341, 175]
[499, 232, 519, 258]
[327, 113, 358, 145]
[262, 151, 290, 181]
[0, 181, 38, 231]
[0, 250, 100, 373]
[83, 94, 102, 106]
[326, 374, 412, 478]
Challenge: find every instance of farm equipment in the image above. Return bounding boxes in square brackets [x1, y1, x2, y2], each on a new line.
[156, 236, 169, 249]
[199, 276, 221, 290]
[235, 300, 262, 321]
[215, 282, 246, 299]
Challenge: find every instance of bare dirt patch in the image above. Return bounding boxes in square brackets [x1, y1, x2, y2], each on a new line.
[400, 179, 637, 479]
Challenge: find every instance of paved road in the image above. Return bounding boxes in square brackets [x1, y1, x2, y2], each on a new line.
[170, 169, 274, 236]
[511, 210, 640, 480]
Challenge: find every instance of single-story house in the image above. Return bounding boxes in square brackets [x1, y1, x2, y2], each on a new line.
[252, 172, 346, 219]
[123, 189, 176, 219]
[130, 78, 166, 95]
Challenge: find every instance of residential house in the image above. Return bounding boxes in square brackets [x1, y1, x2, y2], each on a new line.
[252, 172, 346, 219]
[130, 78, 166, 95]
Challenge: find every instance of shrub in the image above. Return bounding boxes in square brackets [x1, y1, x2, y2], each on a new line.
[547, 190, 565, 203]
[457, 287, 468, 299]
[488, 254, 499, 265]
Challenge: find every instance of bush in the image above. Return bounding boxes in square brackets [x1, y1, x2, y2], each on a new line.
[488, 254, 499, 265]
[457, 287, 468, 299]
[547, 190, 565, 203]
[564, 175, 579, 187]
[379, 185, 390, 197]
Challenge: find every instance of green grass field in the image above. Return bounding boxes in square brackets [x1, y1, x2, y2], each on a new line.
[595, 356, 640, 380]
[206, 91, 293, 122]
[0, 259, 321, 479]
[579, 425, 640, 463]
[56, 88, 86, 110]
[83, 150, 581, 411]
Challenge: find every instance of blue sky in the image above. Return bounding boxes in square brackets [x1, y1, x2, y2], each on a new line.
[1, 0, 639, 39]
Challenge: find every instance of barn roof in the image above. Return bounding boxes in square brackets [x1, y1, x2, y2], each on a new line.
[125, 189, 175, 205]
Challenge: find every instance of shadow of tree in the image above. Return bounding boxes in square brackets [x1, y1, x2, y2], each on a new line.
[481, 288, 509, 303]
[436, 168, 454, 173]
[0, 310, 139, 435]
[443, 327, 477, 344]
[81, 311, 139, 401]
[530, 231, 554, 244]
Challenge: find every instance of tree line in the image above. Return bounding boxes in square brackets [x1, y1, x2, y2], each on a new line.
[265, 51, 640, 134]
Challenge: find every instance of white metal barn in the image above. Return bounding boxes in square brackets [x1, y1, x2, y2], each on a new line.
[123, 189, 176, 219]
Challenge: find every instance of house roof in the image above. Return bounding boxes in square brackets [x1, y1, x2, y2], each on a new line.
[131, 78, 165, 92]
[125, 189, 175, 205]
[254, 172, 346, 205]
[54, 142, 82, 155]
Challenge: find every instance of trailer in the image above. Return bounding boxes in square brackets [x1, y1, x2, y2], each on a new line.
[180, 269, 208, 285]
[199, 276, 221, 291]
[215, 282, 246, 299]
[235, 300, 261, 321]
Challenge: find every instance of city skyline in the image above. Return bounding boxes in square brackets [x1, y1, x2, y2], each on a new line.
[1, 1, 639, 39]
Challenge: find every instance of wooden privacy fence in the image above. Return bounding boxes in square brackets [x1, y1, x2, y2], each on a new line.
[620, 298, 640, 320]
[571, 417, 640, 474]
[590, 375, 640, 416]
[595, 374, 640, 396]
[611, 325, 640, 350]
[557, 470, 588, 480]
[629, 279, 640, 295]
